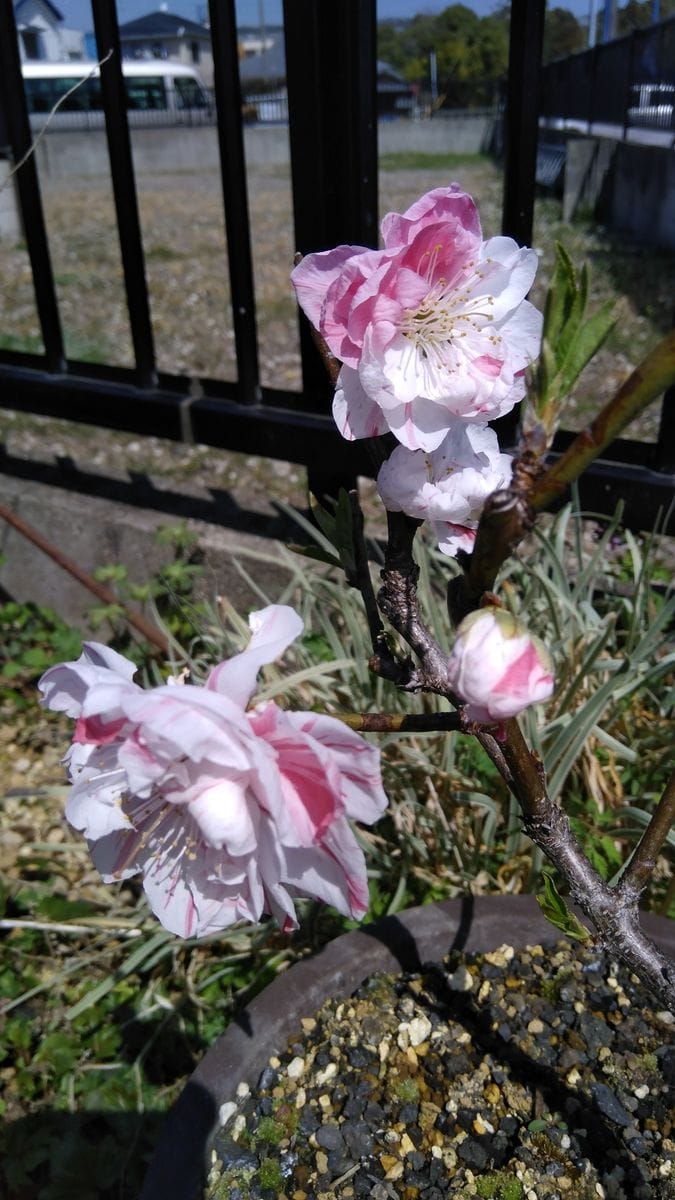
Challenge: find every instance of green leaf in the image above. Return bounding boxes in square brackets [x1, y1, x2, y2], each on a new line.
[87, 603, 125, 628]
[557, 299, 617, 397]
[35, 897, 100, 922]
[93, 564, 128, 584]
[543, 243, 576, 350]
[536, 874, 591, 941]
[287, 543, 342, 569]
[334, 487, 357, 575]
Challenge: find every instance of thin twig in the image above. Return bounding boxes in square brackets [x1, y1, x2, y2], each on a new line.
[0, 918, 142, 938]
[619, 769, 675, 900]
[0, 501, 169, 655]
[335, 711, 461, 733]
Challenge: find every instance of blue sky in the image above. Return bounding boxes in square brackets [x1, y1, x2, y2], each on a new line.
[55, 1, 595, 34]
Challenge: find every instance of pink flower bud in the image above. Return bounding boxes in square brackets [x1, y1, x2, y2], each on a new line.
[448, 607, 554, 724]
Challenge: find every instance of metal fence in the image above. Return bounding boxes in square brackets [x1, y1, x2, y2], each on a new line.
[541, 15, 675, 132]
[0, 0, 673, 530]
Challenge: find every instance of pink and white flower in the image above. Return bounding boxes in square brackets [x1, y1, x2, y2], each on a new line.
[38, 607, 388, 938]
[448, 607, 555, 724]
[291, 185, 542, 452]
[376, 423, 513, 558]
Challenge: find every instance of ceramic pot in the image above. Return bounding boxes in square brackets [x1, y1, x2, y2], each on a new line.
[140, 894, 674, 1200]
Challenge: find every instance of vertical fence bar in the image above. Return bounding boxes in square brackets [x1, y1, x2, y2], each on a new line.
[91, 1, 157, 388]
[0, 3, 65, 373]
[498, 0, 545, 447]
[501, 0, 546, 247]
[208, 0, 260, 406]
[284, 0, 378, 412]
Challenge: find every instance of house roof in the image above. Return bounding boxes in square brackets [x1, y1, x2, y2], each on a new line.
[14, 0, 64, 21]
[118, 11, 211, 41]
[238, 38, 286, 83]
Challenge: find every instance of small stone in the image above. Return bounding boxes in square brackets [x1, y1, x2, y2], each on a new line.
[287, 1056, 305, 1079]
[591, 1083, 632, 1127]
[218, 1101, 237, 1127]
[408, 1015, 432, 1046]
[527, 1018, 545, 1035]
[446, 964, 474, 991]
[633, 1084, 649, 1099]
[384, 1160, 404, 1181]
[315, 1149, 329, 1175]
[315, 1062, 337, 1086]
[236, 1081, 250, 1099]
[301, 1017, 316, 1033]
[458, 1138, 488, 1171]
[316, 1124, 344, 1151]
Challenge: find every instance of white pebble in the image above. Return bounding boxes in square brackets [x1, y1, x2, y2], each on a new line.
[236, 1081, 250, 1099]
[408, 1015, 432, 1047]
[287, 1056, 305, 1079]
[633, 1084, 649, 1099]
[315, 1062, 337, 1086]
[218, 1101, 237, 1127]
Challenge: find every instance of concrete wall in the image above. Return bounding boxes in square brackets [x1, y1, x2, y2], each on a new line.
[563, 136, 675, 247]
[0, 473, 295, 631]
[30, 114, 496, 182]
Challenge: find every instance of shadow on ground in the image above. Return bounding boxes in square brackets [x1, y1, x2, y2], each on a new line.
[1, 1109, 171, 1200]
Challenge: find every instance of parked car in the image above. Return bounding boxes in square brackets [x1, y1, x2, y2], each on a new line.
[627, 82, 674, 129]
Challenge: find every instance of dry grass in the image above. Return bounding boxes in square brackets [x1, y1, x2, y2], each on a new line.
[1, 154, 672, 446]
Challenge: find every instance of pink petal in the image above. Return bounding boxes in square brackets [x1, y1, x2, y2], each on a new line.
[206, 604, 303, 708]
[290, 244, 368, 327]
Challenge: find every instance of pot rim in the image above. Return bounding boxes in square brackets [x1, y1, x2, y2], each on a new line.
[140, 893, 674, 1200]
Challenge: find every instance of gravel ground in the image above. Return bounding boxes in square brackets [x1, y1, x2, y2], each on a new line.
[208, 939, 675, 1200]
[1, 155, 672, 495]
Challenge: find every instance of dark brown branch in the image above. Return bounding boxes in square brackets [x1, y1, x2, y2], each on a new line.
[0, 502, 169, 656]
[619, 769, 675, 900]
[378, 511, 455, 694]
[335, 711, 461, 734]
[448, 488, 533, 626]
[498, 721, 675, 1012]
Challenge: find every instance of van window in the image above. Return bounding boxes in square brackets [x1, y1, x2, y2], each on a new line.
[24, 75, 103, 113]
[125, 76, 167, 110]
[174, 76, 208, 109]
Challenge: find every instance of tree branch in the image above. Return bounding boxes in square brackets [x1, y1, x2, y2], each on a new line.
[619, 769, 675, 901]
[447, 488, 533, 626]
[378, 511, 455, 694]
[335, 711, 461, 733]
[529, 329, 675, 513]
[498, 720, 675, 1012]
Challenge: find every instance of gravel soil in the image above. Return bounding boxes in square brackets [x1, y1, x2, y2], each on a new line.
[207, 939, 675, 1200]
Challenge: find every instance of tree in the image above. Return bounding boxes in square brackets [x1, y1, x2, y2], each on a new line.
[543, 7, 586, 61]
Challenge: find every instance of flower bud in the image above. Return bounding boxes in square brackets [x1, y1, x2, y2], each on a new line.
[448, 607, 554, 724]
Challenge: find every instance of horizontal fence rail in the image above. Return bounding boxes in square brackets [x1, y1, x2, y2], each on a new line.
[0, 0, 673, 531]
[541, 15, 675, 134]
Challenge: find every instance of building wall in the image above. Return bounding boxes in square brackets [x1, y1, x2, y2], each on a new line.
[15, 0, 63, 60]
[120, 37, 215, 87]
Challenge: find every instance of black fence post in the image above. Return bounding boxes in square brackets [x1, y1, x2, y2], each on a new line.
[498, 0, 545, 449]
[0, 2, 65, 374]
[208, 0, 261, 406]
[283, 0, 378, 499]
[91, 1, 157, 389]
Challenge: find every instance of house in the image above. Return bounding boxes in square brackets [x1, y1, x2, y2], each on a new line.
[118, 10, 214, 88]
[14, 0, 85, 61]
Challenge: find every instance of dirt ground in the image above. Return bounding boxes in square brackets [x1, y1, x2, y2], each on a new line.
[1, 156, 672, 493]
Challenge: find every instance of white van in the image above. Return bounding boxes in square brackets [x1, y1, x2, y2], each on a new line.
[21, 60, 212, 128]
